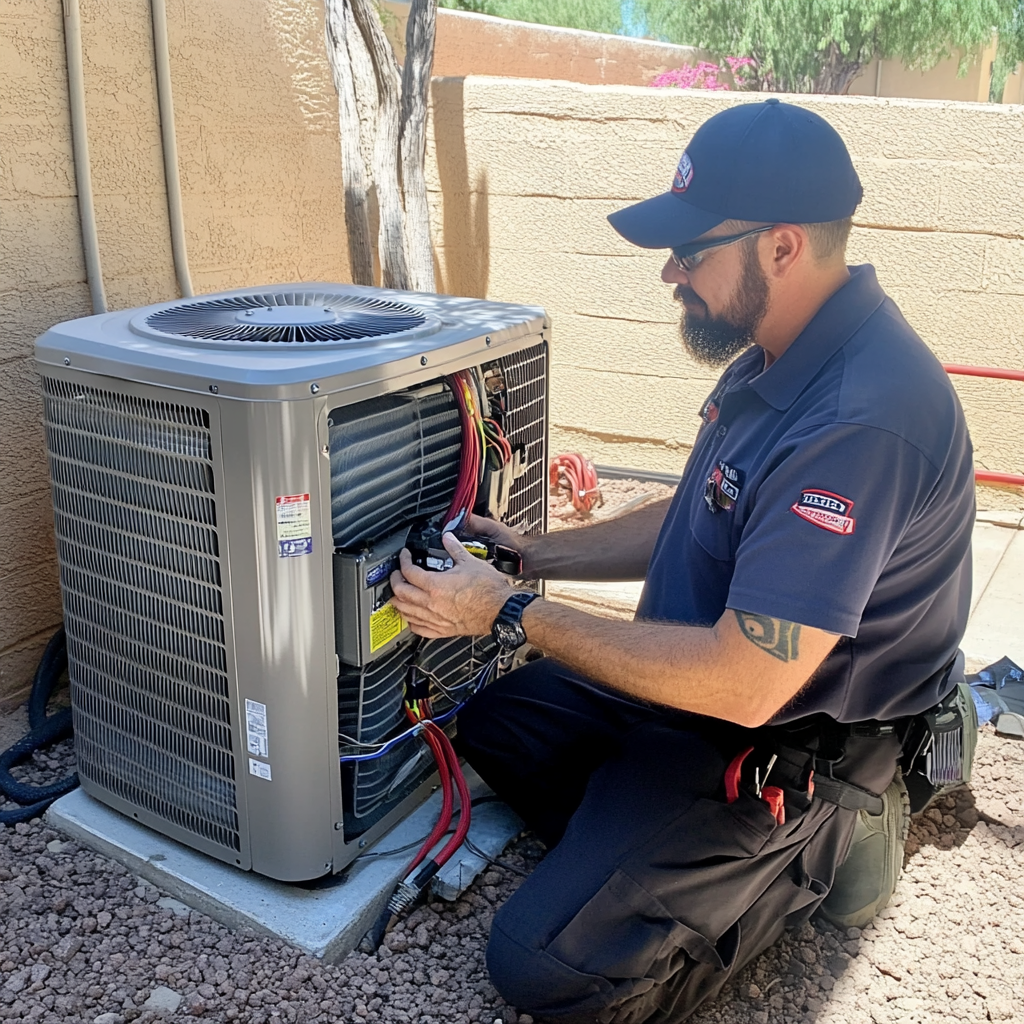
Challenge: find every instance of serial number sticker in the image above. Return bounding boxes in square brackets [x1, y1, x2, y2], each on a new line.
[369, 603, 405, 653]
[276, 493, 312, 557]
[248, 758, 272, 781]
[245, 698, 269, 758]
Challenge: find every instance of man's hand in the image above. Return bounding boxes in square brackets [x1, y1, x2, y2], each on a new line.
[462, 513, 537, 576]
[390, 532, 512, 639]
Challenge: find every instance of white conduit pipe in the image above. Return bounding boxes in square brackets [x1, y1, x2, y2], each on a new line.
[150, 0, 194, 298]
[62, 0, 108, 314]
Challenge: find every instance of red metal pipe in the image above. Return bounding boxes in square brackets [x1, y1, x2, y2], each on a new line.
[941, 364, 1024, 487]
[942, 364, 1024, 383]
[975, 471, 1024, 487]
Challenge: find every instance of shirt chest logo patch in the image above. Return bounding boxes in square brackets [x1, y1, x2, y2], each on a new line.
[705, 460, 743, 513]
[791, 489, 856, 535]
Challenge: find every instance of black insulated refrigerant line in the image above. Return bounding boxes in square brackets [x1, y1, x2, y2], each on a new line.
[0, 629, 79, 824]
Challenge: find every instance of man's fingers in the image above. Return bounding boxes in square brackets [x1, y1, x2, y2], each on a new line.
[465, 513, 500, 538]
[441, 531, 472, 563]
[397, 547, 435, 587]
[389, 569, 434, 608]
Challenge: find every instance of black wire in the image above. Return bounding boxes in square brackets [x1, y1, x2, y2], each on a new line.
[463, 837, 531, 877]
[353, 796, 502, 861]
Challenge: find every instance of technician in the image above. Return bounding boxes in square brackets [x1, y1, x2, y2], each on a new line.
[390, 99, 975, 1023]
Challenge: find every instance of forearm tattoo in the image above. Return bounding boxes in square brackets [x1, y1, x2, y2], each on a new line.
[733, 611, 800, 662]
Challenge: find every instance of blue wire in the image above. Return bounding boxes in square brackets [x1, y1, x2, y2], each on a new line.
[338, 658, 497, 764]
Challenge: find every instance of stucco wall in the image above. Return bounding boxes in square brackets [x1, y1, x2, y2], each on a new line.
[0, 0, 350, 704]
[426, 78, 1024, 507]
[4, 7, 1023, 704]
[849, 39, 997, 103]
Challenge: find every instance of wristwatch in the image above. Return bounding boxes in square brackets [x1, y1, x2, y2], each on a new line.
[491, 590, 540, 651]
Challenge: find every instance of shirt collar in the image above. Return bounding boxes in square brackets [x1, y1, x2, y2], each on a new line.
[748, 264, 886, 411]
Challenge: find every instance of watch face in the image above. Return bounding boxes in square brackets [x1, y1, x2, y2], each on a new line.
[493, 620, 524, 650]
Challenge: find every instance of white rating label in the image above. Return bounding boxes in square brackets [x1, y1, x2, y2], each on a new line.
[245, 698, 269, 758]
[276, 493, 313, 557]
[248, 758, 272, 781]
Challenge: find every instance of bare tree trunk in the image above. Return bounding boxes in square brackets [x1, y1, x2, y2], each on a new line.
[399, 0, 437, 292]
[324, 0, 374, 286]
[813, 41, 864, 94]
[350, 0, 410, 291]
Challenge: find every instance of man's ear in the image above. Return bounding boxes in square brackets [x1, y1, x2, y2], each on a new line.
[764, 224, 809, 279]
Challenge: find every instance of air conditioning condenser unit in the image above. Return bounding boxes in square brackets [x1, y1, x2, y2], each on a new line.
[34, 284, 549, 882]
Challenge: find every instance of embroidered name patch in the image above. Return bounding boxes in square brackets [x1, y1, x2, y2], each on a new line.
[791, 489, 856, 535]
[672, 152, 694, 193]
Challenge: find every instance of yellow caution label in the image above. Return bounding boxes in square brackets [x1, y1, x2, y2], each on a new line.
[369, 602, 405, 653]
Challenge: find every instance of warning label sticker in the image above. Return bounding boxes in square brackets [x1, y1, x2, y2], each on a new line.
[248, 758, 272, 781]
[369, 603, 405, 653]
[245, 698, 269, 758]
[276, 493, 313, 557]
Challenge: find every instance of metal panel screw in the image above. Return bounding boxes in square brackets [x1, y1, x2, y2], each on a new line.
[209, 384, 219, 394]
[321, 444, 330, 456]
[358, 838, 367, 848]
[310, 383, 320, 394]
[63, 357, 70, 366]
[334, 822, 343, 831]
[420, 356, 428, 366]
[485, 335, 492, 346]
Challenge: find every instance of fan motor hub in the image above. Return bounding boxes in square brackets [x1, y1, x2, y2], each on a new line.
[237, 306, 335, 326]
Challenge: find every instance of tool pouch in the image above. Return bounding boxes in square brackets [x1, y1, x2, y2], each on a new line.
[900, 651, 977, 814]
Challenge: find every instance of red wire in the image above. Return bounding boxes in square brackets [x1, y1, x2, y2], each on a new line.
[550, 453, 602, 514]
[425, 722, 472, 867]
[403, 713, 454, 875]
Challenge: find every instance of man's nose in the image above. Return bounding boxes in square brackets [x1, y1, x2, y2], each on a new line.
[662, 256, 688, 285]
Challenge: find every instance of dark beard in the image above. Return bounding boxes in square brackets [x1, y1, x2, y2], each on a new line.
[677, 240, 770, 366]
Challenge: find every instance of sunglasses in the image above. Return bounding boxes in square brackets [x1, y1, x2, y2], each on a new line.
[670, 225, 775, 272]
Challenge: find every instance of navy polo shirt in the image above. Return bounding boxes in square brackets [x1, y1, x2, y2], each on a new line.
[637, 265, 975, 723]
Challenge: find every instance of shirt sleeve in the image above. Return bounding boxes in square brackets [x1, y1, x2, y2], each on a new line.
[726, 423, 938, 636]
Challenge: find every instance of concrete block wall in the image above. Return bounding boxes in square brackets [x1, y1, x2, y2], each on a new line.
[426, 78, 1024, 504]
[0, 0, 350, 704]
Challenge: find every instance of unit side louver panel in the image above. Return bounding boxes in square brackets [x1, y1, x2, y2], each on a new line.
[329, 386, 461, 548]
[338, 635, 496, 837]
[42, 378, 240, 853]
[494, 343, 548, 535]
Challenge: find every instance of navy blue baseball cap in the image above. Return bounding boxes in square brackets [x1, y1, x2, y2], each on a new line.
[608, 99, 863, 249]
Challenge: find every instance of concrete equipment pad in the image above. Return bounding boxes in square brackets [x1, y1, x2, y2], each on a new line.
[46, 770, 522, 962]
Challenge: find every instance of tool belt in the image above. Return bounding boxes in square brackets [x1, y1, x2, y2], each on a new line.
[741, 651, 976, 820]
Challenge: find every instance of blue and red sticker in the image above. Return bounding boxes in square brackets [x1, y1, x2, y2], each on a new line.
[791, 489, 856, 535]
[672, 152, 694, 194]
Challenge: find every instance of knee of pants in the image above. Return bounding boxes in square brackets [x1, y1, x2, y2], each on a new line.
[486, 911, 610, 1019]
[451, 679, 501, 760]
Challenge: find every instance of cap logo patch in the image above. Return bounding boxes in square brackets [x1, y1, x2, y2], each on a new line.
[791, 489, 856, 535]
[672, 152, 694, 194]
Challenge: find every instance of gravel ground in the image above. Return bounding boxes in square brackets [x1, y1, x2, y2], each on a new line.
[1, 480, 1020, 1023]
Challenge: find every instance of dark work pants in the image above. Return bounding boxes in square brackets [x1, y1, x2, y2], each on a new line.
[455, 658, 901, 1024]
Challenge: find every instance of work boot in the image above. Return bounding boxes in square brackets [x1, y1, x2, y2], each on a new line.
[819, 768, 910, 930]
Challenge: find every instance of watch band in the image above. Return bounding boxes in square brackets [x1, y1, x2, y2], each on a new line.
[491, 590, 540, 648]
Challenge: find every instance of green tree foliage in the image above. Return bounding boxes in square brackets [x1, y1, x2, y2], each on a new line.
[439, 0, 625, 35]
[633, 0, 1024, 94]
[990, 1, 1024, 98]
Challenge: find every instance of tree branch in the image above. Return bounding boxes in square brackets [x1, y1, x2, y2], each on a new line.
[324, 0, 374, 286]
[399, 0, 438, 293]
[350, 0, 410, 291]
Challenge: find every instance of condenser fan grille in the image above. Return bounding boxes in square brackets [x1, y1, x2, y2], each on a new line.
[143, 292, 429, 344]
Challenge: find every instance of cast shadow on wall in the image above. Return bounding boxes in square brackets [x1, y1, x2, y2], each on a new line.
[431, 77, 489, 299]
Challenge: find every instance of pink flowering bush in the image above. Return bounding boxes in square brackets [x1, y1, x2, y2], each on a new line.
[651, 56, 756, 91]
